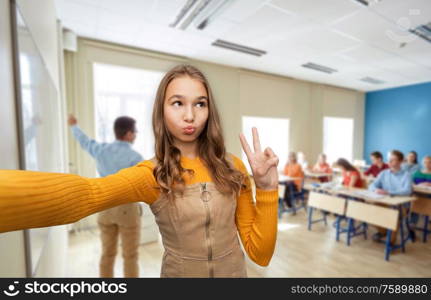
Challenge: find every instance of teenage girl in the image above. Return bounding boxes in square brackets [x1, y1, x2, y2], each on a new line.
[0, 65, 279, 278]
[335, 158, 364, 188]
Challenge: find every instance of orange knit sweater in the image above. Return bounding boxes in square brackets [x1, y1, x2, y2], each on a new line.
[0, 154, 278, 266]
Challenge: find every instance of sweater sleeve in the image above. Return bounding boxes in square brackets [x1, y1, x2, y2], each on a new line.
[0, 160, 160, 233]
[232, 155, 278, 266]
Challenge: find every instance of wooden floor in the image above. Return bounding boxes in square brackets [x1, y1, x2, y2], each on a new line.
[67, 210, 431, 277]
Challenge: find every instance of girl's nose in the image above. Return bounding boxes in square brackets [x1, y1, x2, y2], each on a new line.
[184, 105, 194, 122]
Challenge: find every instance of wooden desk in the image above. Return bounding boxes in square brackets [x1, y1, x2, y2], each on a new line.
[308, 186, 416, 206]
[279, 175, 302, 183]
[304, 171, 332, 179]
[334, 188, 416, 206]
[413, 185, 431, 195]
[306, 185, 416, 260]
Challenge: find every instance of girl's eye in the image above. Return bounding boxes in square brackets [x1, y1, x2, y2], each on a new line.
[172, 101, 182, 107]
[196, 101, 207, 108]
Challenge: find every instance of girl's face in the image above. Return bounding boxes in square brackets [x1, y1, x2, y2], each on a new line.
[407, 152, 416, 164]
[164, 76, 209, 145]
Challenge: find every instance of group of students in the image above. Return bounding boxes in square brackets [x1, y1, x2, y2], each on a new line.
[339, 150, 431, 193]
[282, 150, 431, 194]
[282, 149, 431, 244]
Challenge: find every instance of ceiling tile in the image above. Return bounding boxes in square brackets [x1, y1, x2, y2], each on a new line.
[270, 0, 363, 24]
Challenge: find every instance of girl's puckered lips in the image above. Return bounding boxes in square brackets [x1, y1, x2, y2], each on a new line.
[182, 126, 196, 135]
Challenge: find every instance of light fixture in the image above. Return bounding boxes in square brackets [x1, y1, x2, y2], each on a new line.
[211, 39, 267, 56]
[360, 76, 385, 84]
[196, 0, 233, 30]
[301, 62, 338, 74]
[350, 0, 382, 7]
[409, 22, 431, 44]
[170, 0, 236, 31]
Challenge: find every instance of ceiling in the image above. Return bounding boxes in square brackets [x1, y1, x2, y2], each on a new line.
[55, 0, 431, 92]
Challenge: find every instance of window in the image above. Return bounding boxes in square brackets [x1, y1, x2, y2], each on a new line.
[93, 63, 165, 160]
[241, 116, 289, 172]
[323, 117, 354, 164]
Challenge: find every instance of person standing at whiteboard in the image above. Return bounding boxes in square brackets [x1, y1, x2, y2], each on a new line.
[68, 115, 143, 278]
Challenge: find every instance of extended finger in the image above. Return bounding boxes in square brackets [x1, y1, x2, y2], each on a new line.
[252, 127, 262, 153]
[239, 133, 253, 159]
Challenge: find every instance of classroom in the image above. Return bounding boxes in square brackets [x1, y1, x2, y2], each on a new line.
[0, 0, 430, 279]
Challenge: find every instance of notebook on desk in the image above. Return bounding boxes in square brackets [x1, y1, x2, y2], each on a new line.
[352, 190, 386, 200]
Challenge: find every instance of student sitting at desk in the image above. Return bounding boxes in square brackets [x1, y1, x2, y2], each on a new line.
[370, 150, 413, 196]
[413, 155, 431, 186]
[312, 153, 332, 182]
[369, 150, 413, 243]
[335, 158, 364, 188]
[402, 151, 420, 175]
[283, 152, 304, 207]
[364, 151, 389, 178]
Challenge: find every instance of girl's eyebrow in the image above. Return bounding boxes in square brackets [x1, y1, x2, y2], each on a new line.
[167, 95, 208, 101]
[167, 94, 184, 101]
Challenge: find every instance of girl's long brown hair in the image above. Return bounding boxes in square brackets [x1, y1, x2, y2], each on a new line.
[335, 158, 358, 172]
[152, 64, 244, 198]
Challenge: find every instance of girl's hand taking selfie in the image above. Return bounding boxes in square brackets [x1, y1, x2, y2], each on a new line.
[240, 127, 279, 191]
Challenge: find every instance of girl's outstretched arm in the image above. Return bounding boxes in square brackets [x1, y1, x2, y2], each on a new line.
[0, 161, 159, 233]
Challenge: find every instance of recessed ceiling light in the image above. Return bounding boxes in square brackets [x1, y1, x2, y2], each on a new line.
[301, 62, 338, 74]
[211, 39, 267, 57]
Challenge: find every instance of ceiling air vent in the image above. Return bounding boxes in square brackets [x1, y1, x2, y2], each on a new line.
[360, 77, 385, 84]
[211, 39, 267, 57]
[301, 62, 338, 74]
[409, 22, 431, 44]
[351, 0, 382, 7]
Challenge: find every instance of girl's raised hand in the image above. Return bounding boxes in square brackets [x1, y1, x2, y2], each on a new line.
[239, 127, 279, 191]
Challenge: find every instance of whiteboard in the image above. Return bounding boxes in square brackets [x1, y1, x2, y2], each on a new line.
[14, 4, 63, 276]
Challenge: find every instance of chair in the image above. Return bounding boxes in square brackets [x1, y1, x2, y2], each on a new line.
[278, 178, 306, 217]
[289, 178, 307, 214]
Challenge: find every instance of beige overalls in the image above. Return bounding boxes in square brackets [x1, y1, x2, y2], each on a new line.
[150, 179, 247, 278]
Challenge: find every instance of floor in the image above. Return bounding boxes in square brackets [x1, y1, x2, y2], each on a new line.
[67, 209, 431, 277]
